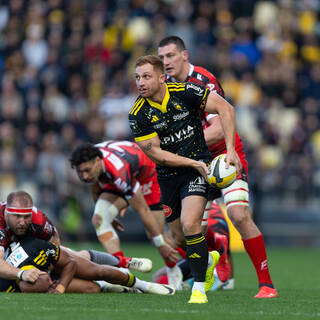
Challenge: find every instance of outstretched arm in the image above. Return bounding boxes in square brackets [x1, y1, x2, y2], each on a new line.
[0, 250, 45, 282]
[128, 189, 178, 264]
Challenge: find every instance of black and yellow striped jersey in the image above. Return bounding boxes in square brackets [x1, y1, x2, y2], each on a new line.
[5, 237, 60, 273]
[129, 82, 211, 176]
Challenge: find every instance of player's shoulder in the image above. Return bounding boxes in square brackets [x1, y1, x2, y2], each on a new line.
[193, 66, 216, 80]
[129, 96, 147, 117]
[31, 207, 47, 225]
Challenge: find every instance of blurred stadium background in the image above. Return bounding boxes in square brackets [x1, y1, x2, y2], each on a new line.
[0, 0, 319, 247]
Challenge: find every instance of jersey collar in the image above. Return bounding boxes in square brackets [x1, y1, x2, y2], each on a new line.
[188, 63, 194, 77]
[146, 84, 170, 113]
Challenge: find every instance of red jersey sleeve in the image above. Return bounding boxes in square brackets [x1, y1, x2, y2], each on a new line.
[100, 148, 139, 199]
[30, 207, 56, 241]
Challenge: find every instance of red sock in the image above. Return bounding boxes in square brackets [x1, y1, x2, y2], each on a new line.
[205, 228, 224, 253]
[164, 260, 176, 268]
[113, 250, 124, 258]
[175, 247, 187, 260]
[157, 275, 169, 284]
[242, 234, 273, 288]
[113, 250, 130, 268]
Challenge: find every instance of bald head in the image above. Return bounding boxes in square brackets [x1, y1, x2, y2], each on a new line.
[6, 191, 33, 208]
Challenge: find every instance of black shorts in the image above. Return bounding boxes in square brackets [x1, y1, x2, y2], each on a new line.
[158, 170, 209, 223]
[0, 278, 20, 292]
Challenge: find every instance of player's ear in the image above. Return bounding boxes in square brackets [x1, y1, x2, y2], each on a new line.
[159, 73, 166, 83]
[182, 50, 188, 61]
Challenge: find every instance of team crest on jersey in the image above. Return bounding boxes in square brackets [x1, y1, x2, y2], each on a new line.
[197, 74, 203, 81]
[172, 101, 182, 110]
[151, 115, 159, 122]
[162, 205, 172, 218]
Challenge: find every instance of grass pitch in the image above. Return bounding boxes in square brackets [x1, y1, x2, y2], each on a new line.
[1, 244, 319, 320]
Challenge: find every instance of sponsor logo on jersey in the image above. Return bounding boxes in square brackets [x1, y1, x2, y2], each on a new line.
[188, 176, 207, 193]
[186, 83, 204, 96]
[114, 178, 129, 192]
[162, 125, 194, 144]
[43, 221, 52, 234]
[162, 205, 172, 218]
[153, 121, 167, 129]
[129, 120, 142, 133]
[173, 111, 189, 121]
[6, 245, 29, 267]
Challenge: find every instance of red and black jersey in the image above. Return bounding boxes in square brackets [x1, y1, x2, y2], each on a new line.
[95, 140, 157, 199]
[0, 202, 56, 250]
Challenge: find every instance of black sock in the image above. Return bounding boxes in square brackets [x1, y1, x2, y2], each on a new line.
[185, 233, 209, 282]
[88, 250, 119, 266]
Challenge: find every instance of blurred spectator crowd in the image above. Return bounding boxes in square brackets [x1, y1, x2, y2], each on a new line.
[0, 0, 319, 239]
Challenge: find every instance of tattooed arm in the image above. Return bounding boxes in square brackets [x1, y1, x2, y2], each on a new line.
[136, 135, 209, 177]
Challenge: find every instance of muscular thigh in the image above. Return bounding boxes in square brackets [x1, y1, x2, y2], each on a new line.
[99, 192, 128, 211]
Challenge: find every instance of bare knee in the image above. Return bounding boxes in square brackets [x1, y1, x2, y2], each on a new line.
[228, 206, 251, 227]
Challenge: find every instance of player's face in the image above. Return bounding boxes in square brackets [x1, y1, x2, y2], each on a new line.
[76, 157, 102, 183]
[135, 63, 163, 98]
[158, 44, 187, 79]
[6, 213, 32, 236]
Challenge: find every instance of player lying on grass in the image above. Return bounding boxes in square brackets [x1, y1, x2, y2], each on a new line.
[1, 237, 175, 295]
[70, 140, 178, 272]
[153, 201, 234, 291]
[0, 190, 163, 276]
[0, 191, 175, 295]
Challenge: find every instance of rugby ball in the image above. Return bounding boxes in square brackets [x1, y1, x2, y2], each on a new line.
[207, 154, 237, 189]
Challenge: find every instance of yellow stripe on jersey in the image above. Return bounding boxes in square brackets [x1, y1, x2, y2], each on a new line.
[168, 88, 185, 92]
[129, 97, 144, 115]
[200, 89, 209, 110]
[134, 132, 158, 142]
[186, 235, 205, 245]
[21, 265, 40, 271]
[167, 82, 185, 88]
[167, 83, 186, 92]
[6, 286, 16, 293]
[147, 84, 170, 113]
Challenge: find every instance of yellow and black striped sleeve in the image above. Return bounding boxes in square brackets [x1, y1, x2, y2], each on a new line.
[128, 98, 158, 142]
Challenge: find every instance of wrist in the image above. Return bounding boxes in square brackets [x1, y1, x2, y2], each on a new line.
[56, 284, 65, 293]
[17, 270, 24, 281]
[152, 234, 165, 247]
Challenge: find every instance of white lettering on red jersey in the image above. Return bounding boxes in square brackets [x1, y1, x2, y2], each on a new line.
[96, 140, 157, 199]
